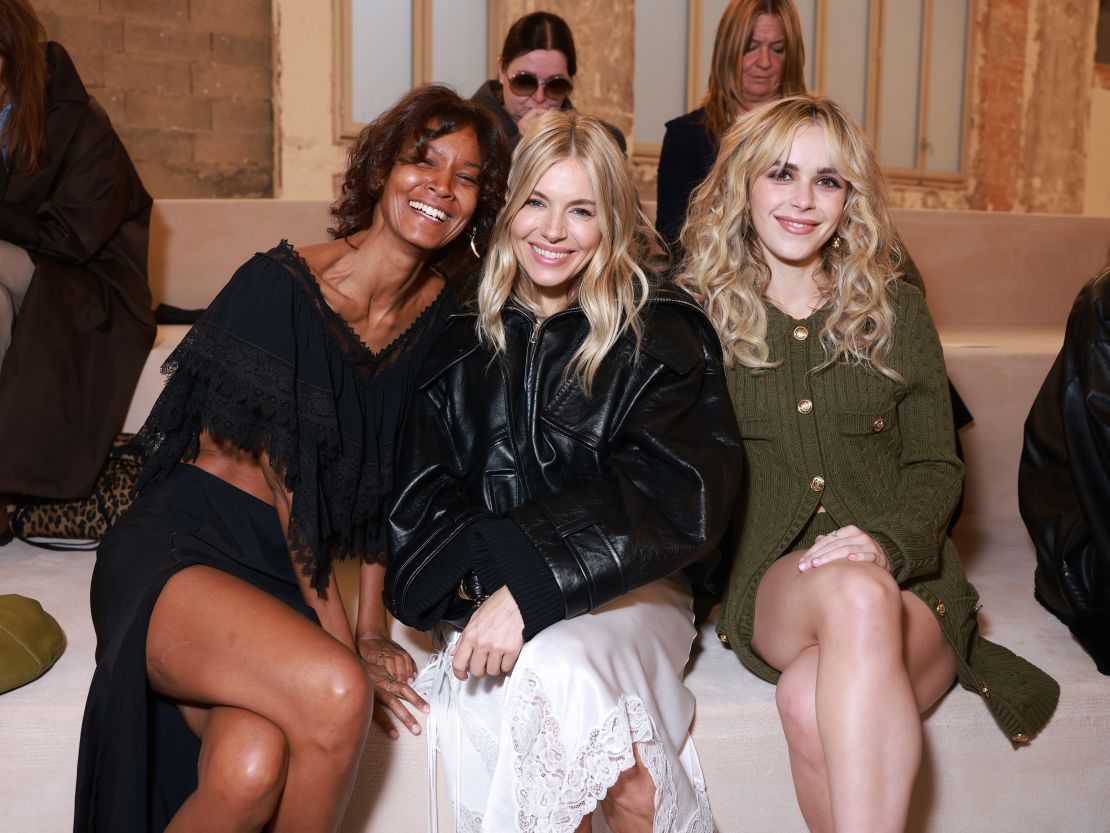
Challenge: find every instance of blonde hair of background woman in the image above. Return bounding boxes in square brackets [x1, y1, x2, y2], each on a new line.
[703, 0, 807, 138]
[477, 110, 658, 393]
[678, 94, 903, 380]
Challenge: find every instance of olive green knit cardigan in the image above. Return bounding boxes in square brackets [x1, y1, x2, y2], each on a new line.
[717, 283, 1059, 742]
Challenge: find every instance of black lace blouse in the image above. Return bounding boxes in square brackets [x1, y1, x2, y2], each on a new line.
[137, 241, 454, 590]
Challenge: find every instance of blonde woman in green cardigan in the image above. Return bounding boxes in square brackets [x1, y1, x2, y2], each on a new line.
[678, 95, 1058, 833]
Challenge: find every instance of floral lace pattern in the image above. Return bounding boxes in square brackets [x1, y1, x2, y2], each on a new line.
[509, 671, 712, 833]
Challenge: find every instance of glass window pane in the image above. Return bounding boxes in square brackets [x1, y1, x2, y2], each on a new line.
[794, 0, 818, 92]
[431, 0, 488, 99]
[823, 0, 871, 129]
[924, 0, 968, 173]
[635, 0, 689, 144]
[878, 0, 923, 169]
[698, 0, 731, 103]
[352, 1, 413, 124]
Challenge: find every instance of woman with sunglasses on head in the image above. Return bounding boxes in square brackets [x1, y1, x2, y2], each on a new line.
[74, 85, 508, 833]
[387, 111, 740, 832]
[679, 94, 1057, 833]
[471, 11, 627, 154]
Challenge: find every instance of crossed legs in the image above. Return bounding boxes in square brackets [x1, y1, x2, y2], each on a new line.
[752, 552, 957, 833]
[147, 565, 373, 833]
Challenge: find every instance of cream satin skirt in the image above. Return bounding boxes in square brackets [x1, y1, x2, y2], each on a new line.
[417, 575, 714, 833]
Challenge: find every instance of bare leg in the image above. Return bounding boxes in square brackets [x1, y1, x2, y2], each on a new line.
[167, 706, 289, 833]
[752, 553, 956, 833]
[598, 746, 656, 833]
[148, 565, 373, 833]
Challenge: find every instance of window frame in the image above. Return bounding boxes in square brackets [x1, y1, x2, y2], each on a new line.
[635, 0, 977, 187]
[333, 0, 503, 141]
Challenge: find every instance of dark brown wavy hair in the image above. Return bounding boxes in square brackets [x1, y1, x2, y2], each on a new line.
[329, 85, 509, 270]
[499, 12, 577, 76]
[0, 0, 49, 173]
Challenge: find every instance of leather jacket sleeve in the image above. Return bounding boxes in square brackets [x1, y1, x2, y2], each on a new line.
[1019, 268, 1110, 674]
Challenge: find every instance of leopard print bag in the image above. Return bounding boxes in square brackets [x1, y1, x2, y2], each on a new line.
[11, 434, 144, 550]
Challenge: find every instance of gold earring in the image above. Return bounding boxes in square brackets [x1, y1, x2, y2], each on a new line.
[469, 228, 480, 259]
[830, 234, 843, 251]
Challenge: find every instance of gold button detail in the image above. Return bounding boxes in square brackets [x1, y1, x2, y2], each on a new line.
[717, 632, 730, 645]
[979, 682, 991, 700]
[1011, 733, 1030, 744]
[872, 417, 886, 433]
[935, 602, 946, 618]
[792, 326, 809, 341]
[809, 476, 825, 492]
[798, 399, 813, 415]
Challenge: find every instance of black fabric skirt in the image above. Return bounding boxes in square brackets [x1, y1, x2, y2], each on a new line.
[73, 464, 316, 833]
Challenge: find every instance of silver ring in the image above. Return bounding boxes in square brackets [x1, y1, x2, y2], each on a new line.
[830, 528, 839, 539]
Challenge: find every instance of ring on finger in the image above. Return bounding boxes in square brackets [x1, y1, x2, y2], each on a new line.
[374, 650, 387, 666]
[830, 528, 840, 539]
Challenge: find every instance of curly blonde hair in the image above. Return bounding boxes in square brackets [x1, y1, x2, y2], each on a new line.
[678, 94, 903, 380]
[477, 111, 658, 393]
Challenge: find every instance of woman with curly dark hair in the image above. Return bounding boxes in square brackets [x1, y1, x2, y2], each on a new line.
[74, 84, 508, 833]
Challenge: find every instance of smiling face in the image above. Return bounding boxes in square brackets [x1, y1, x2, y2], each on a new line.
[510, 157, 602, 316]
[738, 13, 786, 111]
[372, 127, 482, 255]
[498, 49, 572, 123]
[749, 123, 846, 279]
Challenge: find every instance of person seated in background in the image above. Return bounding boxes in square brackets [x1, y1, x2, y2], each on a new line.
[470, 10, 627, 154]
[680, 94, 1058, 833]
[0, 0, 155, 541]
[656, 0, 806, 249]
[1019, 260, 1110, 676]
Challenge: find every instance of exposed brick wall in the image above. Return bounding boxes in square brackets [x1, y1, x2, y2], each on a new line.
[34, 0, 274, 198]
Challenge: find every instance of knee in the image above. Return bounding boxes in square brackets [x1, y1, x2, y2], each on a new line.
[301, 651, 373, 756]
[821, 564, 902, 637]
[603, 759, 656, 821]
[200, 718, 288, 824]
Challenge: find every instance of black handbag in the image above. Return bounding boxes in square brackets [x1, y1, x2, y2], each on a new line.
[10, 434, 144, 550]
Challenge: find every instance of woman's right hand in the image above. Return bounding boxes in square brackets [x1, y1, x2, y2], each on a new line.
[358, 631, 429, 739]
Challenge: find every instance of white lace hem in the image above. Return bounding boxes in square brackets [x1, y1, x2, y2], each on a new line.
[508, 671, 714, 833]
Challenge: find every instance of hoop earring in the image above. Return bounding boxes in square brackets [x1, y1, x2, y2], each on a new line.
[468, 227, 480, 259]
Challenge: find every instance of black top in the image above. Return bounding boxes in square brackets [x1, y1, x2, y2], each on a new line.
[655, 107, 717, 248]
[137, 241, 455, 590]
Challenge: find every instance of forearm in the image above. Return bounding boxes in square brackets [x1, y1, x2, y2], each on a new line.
[302, 569, 355, 651]
[356, 560, 390, 639]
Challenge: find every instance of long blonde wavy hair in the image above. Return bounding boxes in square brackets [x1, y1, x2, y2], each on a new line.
[678, 94, 903, 380]
[477, 110, 658, 394]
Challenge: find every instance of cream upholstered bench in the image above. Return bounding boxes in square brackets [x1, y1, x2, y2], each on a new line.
[1, 202, 1109, 833]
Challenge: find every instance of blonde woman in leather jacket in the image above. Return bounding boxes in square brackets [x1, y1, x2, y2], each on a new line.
[387, 111, 741, 833]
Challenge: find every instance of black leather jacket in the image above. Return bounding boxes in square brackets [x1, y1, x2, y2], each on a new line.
[1020, 266, 1110, 675]
[385, 286, 742, 638]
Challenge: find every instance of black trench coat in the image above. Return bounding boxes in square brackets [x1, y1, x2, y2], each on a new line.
[0, 42, 154, 499]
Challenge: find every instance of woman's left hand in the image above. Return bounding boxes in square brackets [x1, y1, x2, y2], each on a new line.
[451, 586, 525, 681]
[797, 524, 891, 573]
[357, 631, 429, 739]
